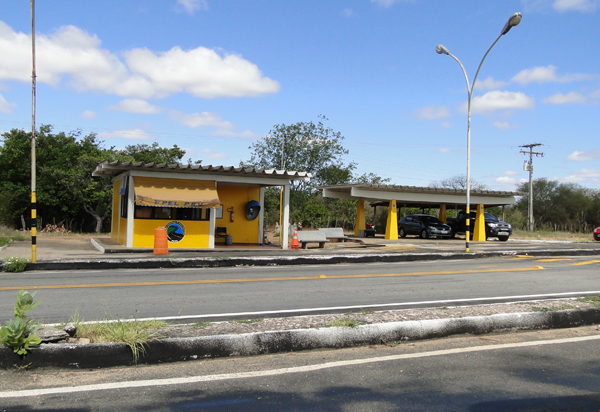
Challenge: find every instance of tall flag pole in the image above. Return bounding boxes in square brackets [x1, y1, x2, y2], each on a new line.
[31, 0, 37, 262]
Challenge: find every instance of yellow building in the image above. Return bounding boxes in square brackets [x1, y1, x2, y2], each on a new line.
[93, 161, 311, 249]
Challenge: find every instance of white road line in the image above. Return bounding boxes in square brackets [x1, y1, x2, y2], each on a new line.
[46, 290, 600, 326]
[2, 335, 599, 399]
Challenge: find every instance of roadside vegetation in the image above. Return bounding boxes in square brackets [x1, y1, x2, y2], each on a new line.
[1, 122, 598, 238]
[70, 313, 168, 364]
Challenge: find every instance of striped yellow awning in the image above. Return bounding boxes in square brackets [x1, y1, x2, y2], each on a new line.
[133, 177, 220, 208]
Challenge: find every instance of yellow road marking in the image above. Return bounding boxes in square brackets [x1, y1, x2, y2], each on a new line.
[536, 258, 572, 262]
[0, 267, 545, 291]
[571, 260, 600, 266]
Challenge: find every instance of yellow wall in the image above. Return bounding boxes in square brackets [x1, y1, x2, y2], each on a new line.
[216, 185, 260, 244]
[112, 181, 120, 242]
[110, 179, 261, 248]
[118, 218, 127, 245]
[133, 219, 210, 248]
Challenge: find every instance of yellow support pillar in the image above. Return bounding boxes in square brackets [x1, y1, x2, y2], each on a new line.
[473, 204, 486, 241]
[384, 200, 398, 240]
[355, 200, 366, 237]
[438, 204, 447, 223]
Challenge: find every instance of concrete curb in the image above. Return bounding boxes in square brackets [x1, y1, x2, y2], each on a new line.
[22, 248, 600, 271]
[2, 308, 599, 369]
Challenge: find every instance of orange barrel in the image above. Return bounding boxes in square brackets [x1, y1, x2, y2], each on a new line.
[154, 227, 169, 255]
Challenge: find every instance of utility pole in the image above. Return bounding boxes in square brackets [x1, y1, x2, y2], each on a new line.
[520, 143, 544, 231]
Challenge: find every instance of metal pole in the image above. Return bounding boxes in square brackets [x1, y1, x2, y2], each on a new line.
[31, 0, 37, 262]
[528, 151, 533, 230]
[520, 143, 543, 231]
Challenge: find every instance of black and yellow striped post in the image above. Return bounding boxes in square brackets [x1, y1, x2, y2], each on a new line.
[31, 192, 36, 262]
[31, 0, 37, 262]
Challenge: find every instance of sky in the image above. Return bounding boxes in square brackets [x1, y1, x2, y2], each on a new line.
[0, 0, 598, 192]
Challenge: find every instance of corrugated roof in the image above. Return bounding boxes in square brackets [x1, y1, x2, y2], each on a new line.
[92, 160, 312, 180]
[319, 183, 521, 196]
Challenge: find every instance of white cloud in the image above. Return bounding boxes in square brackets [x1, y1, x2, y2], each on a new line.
[97, 129, 154, 140]
[558, 168, 600, 184]
[512, 65, 593, 85]
[553, 0, 599, 12]
[169, 110, 235, 130]
[107, 99, 162, 114]
[439, 148, 452, 153]
[341, 8, 354, 17]
[566, 147, 600, 161]
[199, 148, 227, 160]
[466, 91, 535, 114]
[492, 120, 518, 130]
[80, 110, 97, 119]
[415, 105, 450, 120]
[370, 0, 402, 6]
[440, 122, 453, 129]
[176, 0, 208, 14]
[542, 91, 587, 105]
[0, 93, 16, 114]
[521, 0, 599, 12]
[494, 171, 526, 190]
[0, 22, 280, 100]
[474, 77, 508, 91]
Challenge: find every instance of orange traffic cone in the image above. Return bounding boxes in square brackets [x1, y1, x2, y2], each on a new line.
[291, 228, 300, 250]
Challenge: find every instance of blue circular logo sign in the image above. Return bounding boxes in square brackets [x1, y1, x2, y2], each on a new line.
[165, 221, 185, 243]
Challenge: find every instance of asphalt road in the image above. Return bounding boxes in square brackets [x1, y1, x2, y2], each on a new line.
[1, 255, 599, 323]
[1, 327, 599, 411]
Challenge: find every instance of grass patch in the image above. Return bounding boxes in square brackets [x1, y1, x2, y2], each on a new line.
[232, 318, 263, 324]
[511, 229, 592, 242]
[194, 321, 211, 328]
[577, 295, 600, 304]
[531, 304, 575, 312]
[72, 314, 168, 364]
[2, 257, 30, 273]
[327, 318, 364, 328]
[0, 226, 29, 248]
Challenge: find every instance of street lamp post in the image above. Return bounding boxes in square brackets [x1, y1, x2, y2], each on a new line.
[436, 12, 522, 253]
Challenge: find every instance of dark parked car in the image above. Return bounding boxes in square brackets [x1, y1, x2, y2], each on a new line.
[447, 211, 512, 241]
[398, 214, 453, 239]
[594, 227, 600, 241]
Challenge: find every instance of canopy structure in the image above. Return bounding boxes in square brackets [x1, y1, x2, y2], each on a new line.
[133, 177, 220, 208]
[320, 184, 521, 241]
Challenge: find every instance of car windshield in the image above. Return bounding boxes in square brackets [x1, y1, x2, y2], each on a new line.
[420, 216, 443, 225]
[484, 213, 499, 221]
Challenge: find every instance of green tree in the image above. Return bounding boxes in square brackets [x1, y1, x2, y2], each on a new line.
[247, 115, 355, 193]
[116, 142, 186, 164]
[429, 174, 487, 190]
[0, 126, 196, 233]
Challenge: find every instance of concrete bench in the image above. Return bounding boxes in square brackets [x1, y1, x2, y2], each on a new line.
[318, 227, 348, 242]
[296, 231, 330, 249]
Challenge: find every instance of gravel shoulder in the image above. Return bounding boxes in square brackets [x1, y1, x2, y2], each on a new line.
[152, 298, 600, 339]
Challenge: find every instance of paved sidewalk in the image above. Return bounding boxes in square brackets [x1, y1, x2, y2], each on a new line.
[1, 234, 600, 271]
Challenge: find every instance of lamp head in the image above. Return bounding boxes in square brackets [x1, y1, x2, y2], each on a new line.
[501, 12, 522, 35]
[435, 44, 450, 55]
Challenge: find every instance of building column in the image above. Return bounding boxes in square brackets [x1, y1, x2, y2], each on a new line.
[126, 174, 135, 248]
[209, 207, 216, 248]
[355, 200, 366, 237]
[258, 187, 265, 244]
[384, 200, 398, 240]
[281, 184, 290, 249]
[438, 204, 447, 223]
[473, 203, 486, 241]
